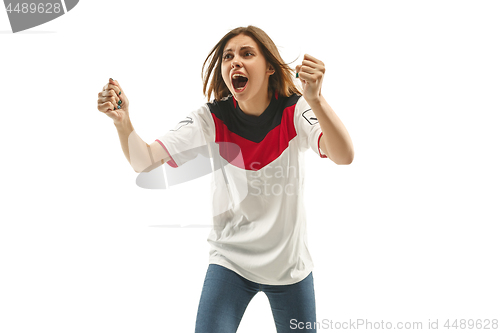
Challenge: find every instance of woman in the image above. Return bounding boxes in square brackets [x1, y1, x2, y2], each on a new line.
[97, 26, 353, 333]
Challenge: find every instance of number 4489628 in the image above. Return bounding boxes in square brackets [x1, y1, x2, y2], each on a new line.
[444, 319, 498, 330]
[5, 2, 62, 14]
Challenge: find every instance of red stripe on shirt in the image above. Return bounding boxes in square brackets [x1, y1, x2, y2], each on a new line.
[155, 139, 179, 168]
[211, 105, 297, 170]
[317, 132, 328, 158]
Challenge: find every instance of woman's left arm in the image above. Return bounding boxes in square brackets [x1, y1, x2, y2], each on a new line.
[297, 54, 354, 165]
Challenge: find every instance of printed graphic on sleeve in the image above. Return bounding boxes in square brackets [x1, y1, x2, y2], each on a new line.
[302, 109, 318, 125]
[3, 0, 79, 33]
[171, 116, 193, 131]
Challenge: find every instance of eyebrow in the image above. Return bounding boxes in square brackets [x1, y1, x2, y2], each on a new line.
[223, 45, 257, 53]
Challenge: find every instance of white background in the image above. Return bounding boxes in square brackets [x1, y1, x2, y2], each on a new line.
[1, 1, 499, 332]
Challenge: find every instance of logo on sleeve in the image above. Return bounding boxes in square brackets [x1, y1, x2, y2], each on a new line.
[171, 116, 193, 131]
[302, 109, 318, 125]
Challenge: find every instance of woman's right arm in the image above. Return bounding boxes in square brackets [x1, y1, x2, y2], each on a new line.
[97, 79, 170, 173]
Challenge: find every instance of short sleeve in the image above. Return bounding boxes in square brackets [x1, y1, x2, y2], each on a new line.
[155, 104, 215, 168]
[294, 97, 328, 158]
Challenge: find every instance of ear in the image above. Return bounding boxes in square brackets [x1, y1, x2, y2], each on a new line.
[267, 64, 275, 75]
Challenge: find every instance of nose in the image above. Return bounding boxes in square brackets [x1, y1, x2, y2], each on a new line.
[231, 56, 242, 68]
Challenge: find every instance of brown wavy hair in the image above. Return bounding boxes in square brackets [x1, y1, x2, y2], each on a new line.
[202, 26, 301, 102]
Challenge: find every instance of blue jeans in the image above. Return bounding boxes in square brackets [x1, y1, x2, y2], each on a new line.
[195, 264, 316, 333]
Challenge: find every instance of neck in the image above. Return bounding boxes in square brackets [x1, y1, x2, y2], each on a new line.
[238, 90, 273, 117]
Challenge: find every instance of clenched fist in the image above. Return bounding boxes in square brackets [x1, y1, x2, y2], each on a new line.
[97, 78, 130, 124]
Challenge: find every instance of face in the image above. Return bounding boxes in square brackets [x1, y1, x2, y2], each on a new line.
[221, 34, 274, 105]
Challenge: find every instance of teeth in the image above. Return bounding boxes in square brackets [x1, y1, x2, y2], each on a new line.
[232, 73, 247, 79]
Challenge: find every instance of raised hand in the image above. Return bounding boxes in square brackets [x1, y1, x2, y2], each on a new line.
[296, 54, 325, 104]
[97, 78, 130, 124]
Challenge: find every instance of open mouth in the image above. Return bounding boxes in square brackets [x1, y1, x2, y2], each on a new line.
[231, 73, 248, 92]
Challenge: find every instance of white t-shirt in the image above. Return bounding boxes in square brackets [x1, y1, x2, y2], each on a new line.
[156, 93, 327, 285]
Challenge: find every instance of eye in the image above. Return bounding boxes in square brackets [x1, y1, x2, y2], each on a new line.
[223, 53, 233, 60]
[244, 52, 254, 57]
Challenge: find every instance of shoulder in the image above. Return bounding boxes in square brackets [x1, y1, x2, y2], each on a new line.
[279, 94, 310, 122]
[294, 95, 310, 112]
[174, 104, 214, 132]
[206, 95, 234, 113]
[205, 95, 237, 125]
[291, 96, 318, 128]
[277, 94, 309, 115]
[281, 93, 302, 109]
[185, 103, 212, 121]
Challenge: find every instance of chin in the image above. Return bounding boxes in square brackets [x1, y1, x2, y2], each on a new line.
[232, 91, 251, 103]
